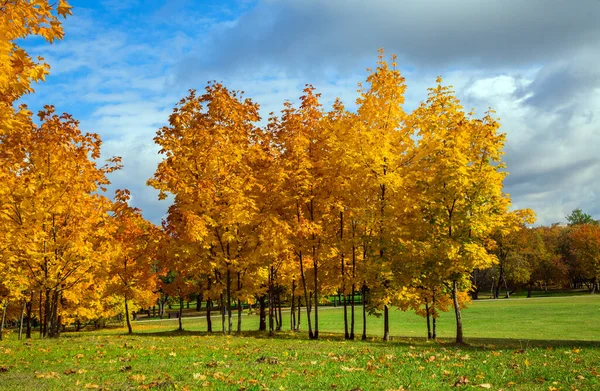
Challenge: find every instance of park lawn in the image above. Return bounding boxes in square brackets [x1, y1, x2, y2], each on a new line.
[0, 296, 599, 390]
[134, 295, 600, 343]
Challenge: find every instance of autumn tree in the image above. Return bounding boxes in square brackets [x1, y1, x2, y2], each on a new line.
[272, 86, 334, 340]
[0, 0, 72, 338]
[149, 83, 263, 335]
[353, 50, 414, 341]
[489, 209, 536, 298]
[407, 78, 512, 344]
[568, 224, 600, 293]
[0, 106, 120, 338]
[108, 189, 160, 334]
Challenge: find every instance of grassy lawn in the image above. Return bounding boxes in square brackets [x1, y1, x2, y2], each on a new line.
[1, 295, 599, 390]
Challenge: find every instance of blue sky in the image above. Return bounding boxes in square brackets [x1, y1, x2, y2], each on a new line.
[20, 0, 600, 225]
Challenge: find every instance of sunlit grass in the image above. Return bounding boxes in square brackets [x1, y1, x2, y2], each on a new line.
[1, 295, 599, 390]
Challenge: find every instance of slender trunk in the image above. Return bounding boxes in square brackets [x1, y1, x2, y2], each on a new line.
[237, 301, 243, 334]
[26, 295, 32, 339]
[237, 272, 243, 334]
[226, 267, 232, 335]
[432, 290, 437, 339]
[39, 291, 43, 338]
[343, 292, 349, 339]
[220, 293, 226, 335]
[383, 305, 390, 341]
[452, 280, 464, 344]
[296, 296, 301, 331]
[298, 251, 313, 338]
[504, 277, 510, 298]
[125, 297, 133, 334]
[527, 282, 533, 298]
[43, 289, 50, 337]
[178, 297, 184, 331]
[340, 211, 349, 339]
[425, 299, 431, 340]
[350, 285, 355, 340]
[206, 298, 213, 333]
[290, 280, 296, 331]
[0, 301, 8, 341]
[361, 284, 367, 341]
[258, 295, 267, 331]
[196, 293, 203, 312]
[268, 267, 275, 336]
[18, 300, 25, 340]
[313, 251, 319, 340]
[276, 286, 283, 331]
[350, 234, 356, 340]
[495, 266, 503, 299]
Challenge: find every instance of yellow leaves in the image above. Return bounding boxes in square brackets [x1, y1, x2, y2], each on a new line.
[128, 374, 146, 383]
[34, 371, 60, 379]
[57, 0, 73, 17]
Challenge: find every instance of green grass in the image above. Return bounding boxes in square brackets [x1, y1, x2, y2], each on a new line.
[1, 295, 600, 390]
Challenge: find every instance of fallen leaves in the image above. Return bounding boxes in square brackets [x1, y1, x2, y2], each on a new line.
[453, 376, 469, 387]
[34, 371, 60, 379]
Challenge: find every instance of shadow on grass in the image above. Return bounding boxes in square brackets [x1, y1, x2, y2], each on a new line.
[124, 328, 600, 350]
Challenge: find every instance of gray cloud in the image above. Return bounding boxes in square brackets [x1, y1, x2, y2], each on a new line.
[179, 0, 600, 78]
[21, 0, 600, 226]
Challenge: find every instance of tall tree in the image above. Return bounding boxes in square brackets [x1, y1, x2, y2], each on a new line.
[108, 189, 160, 334]
[407, 78, 512, 344]
[149, 83, 262, 335]
[354, 50, 413, 341]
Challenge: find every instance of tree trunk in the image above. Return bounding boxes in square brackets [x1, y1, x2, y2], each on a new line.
[237, 301, 243, 334]
[206, 298, 213, 333]
[504, 277, 510, 298]
[196, 293, 203, 312]
[237, 272, 243, 334]
[0, 301, 8, 341]
[527, 282, 533, 298]
[226, 268, 232, 335]
[220, 293, 226, 335]
[432, 290, 437, 339]
[452, 280, 464, 344]
[361, 284, 367, 341]
[258, 295, 267, 331]
[276, 286, 283, 331]
[125, 297, 133, 334]
[313, 247, 319, 340]
[178, 297, 184, 331]
[39, 290, 43, 338]
[269, 267, 276, 336]
[425, 299, 431, 340]
[290, 280, 296, 331]
[495, 266, 503, 299]
[296, 296, 301, 331]
[383, 305, 390, 341]
[350, 285, 355, 340]
[18, 300, 25, 340]
[298, 251, 313, 339]
[25, 296, 32, 339]
[343, 292, 349, 339]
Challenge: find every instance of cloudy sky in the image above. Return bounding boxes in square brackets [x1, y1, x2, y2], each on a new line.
[20, 0, 600, 226]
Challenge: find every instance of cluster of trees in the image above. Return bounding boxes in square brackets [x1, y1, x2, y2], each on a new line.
[145, 57, 528, 345]
[0, 1, 160, 340]
[477, 209, 600, 300]
[1, 2, 598, 346]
